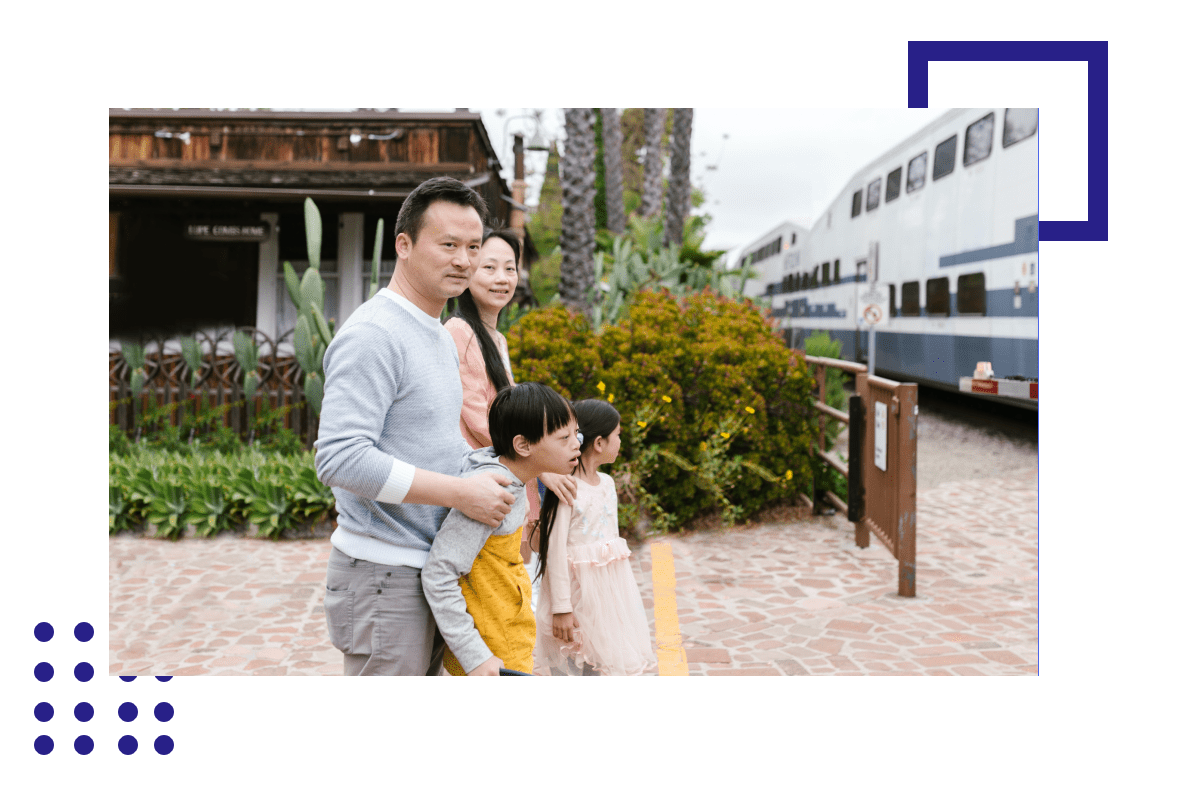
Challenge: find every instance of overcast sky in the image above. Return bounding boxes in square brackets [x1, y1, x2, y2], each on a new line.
[477, 107, 949, 260]
[279, 107, 948, 259]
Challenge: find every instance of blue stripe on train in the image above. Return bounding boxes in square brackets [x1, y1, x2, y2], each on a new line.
[791, 328, 1038, 388]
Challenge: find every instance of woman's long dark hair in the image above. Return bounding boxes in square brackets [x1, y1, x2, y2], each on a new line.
[444, 228, 522, 393]
[533, 399, 621, 583]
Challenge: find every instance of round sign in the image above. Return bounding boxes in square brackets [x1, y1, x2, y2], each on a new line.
[863, 304, 884, 325]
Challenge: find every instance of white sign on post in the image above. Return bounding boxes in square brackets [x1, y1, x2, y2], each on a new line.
[874, 401, 888, 471]
[857, 283, 890, 328]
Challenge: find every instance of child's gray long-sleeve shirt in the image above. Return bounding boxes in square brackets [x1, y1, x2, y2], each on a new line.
[421, 448, 528, 674]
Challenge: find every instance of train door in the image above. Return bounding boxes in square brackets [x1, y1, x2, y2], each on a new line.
[854, 258, 868, 361]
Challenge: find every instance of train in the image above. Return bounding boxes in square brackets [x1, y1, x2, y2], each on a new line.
[737, 108, 1038, 407]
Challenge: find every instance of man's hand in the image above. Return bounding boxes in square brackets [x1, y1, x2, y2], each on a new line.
[540, 472, 577, 506]
[457, 473, 515, 527]
[467, 655, 503, 676]
[552, 612, 577, 643]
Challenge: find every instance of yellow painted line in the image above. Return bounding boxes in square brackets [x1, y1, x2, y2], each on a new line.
[650, 541, 688, 676]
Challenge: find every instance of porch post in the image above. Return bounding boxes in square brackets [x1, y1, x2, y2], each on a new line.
[337, 212, 364, 327]
[256, 212, 280, 340]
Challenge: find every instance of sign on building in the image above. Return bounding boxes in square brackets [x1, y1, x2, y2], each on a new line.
[185, 222, 272, 242]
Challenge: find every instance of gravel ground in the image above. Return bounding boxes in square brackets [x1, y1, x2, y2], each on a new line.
[829, 385, 1039, 491]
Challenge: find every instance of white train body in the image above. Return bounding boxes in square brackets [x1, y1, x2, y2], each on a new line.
[739, 108, 1038, 402]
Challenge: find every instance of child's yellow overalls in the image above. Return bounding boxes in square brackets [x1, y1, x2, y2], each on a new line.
[443, 525, 537, 675]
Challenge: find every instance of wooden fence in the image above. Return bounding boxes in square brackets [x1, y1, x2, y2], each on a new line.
[110, 327, 318, 446]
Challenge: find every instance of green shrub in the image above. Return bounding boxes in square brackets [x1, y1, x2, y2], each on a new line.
[509, 289, 818, 531]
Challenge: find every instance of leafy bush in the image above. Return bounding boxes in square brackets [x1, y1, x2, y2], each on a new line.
[509, 289, 818, 531]
[802, 330, 847, 447]
[109, 446, 335, 539]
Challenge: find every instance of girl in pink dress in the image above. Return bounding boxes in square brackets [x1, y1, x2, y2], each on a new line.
[531, 400, 656, 676]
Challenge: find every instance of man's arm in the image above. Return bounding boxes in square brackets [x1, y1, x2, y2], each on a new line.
[314, 323, 512, 526]
[421, 511, 498, 674]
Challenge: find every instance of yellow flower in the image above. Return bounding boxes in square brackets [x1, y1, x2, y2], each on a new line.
[700, 442, 707, 451]
[745, 406, 755, 414]
[638, 421, 647, 428]
[785, 469, 793, 481]
[607, 393, 614, 403]
[597, 381, 606, 392]
[662, 395, 672, 403]
[721, 432, 729, 439]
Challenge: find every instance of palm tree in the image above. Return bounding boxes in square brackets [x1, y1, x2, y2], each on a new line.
[637, 108, 666, 218]
[664, 108, 693, 247]
[601, 108, 625, 235]
[558, 108, 596, 314]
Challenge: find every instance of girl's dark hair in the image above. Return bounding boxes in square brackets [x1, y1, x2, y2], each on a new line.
[533, 399, 621, 583]
[488, 382, 574, 460]
[444, 228, 523, 393]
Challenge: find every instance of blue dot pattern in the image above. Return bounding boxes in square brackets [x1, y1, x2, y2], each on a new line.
[34, 622, 175, 755]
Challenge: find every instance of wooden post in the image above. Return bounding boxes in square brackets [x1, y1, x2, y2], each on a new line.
[853, 371, 871, 548]
[847, 393, 864, 527]
[894, 383, 918, 597]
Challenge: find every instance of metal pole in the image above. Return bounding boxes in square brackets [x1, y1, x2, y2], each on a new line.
[868, 326, 876, 375]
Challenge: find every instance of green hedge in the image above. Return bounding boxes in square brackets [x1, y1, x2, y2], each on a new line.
[110, 447, 334, 540]
[508, 289, 819, 532]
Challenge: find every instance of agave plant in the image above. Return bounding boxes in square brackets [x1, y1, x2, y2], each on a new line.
[186, 482, 237, 537]
[250, 482, 302, 540]
[147, 481, 190, 540]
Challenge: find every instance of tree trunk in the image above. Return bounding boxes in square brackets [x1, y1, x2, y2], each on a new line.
[664, 108, 693, 247]
[601, 108, 625, 235]
[638, 108, 666, 218]
[558, 108, 596, 314]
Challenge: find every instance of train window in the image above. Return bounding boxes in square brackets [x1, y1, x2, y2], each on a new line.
[964, 112, 995, 166]
[851, 189, 862, 218]
[888, 284, 897, 317]
[812, 266, 819, 286]
[926, 277, 950, 316]
[933, 134, 957, 181]
[900, 281, 920, 316]
[865, 179, 881, 211]
[907, 152, 927, 192]
[957, 272, 986, 315]
[885, 168, 902, 202]
[1003, 108, 1038, 147]
[791, 232, 797, 245]
[822, 262, 830, 286]
[834, 259, 840, 282]
[801, 273, 809, 289]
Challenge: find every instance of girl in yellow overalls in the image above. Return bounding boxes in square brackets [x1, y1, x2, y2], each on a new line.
[421, 383, 582, 676]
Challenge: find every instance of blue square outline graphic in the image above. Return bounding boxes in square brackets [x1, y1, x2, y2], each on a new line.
[907, 40, 1108, 242]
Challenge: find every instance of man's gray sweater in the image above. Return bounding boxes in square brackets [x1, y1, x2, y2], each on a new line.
[314, 289, 469, 568]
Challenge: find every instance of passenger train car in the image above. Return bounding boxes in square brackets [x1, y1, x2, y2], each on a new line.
[739, 108, 1038, 405]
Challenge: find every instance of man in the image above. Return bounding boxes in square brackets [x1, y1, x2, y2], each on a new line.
[315, 177, 515, 675]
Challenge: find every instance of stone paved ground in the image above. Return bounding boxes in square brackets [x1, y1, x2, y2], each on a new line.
[110, 466, 1037, 676]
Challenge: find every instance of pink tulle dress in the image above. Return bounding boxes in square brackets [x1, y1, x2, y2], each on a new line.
[532, 473, 656, 676]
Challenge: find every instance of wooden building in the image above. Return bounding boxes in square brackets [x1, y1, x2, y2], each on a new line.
[109, 108, 536, 340]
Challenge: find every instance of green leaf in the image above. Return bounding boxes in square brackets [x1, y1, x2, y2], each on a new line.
[370, 218, 384, 297]
[304, 373, 324, 417]
[304, 197, 323, 272]
[299, 267, 325, 326]
[293, 315, 316, 374]
[283, 261, 302, 308]
[310, 301, 333, 347]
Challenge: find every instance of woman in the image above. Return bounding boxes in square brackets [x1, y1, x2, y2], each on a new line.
[444, 228, 575, 562]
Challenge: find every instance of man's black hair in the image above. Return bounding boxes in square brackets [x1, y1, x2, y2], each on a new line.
[394, 176, 489, 242]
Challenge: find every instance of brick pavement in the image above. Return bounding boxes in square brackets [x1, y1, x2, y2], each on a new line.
[110, 466, 1037, 676]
